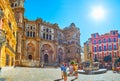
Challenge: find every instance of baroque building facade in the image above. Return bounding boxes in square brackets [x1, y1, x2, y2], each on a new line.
[119, 34, 120, 59]
[0, 0, 17, 67]
[84, 30, 120, 65]
[9, 0, 81, 67]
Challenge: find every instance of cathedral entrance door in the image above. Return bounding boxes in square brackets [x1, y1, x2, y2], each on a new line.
[44, 54, 48, 63]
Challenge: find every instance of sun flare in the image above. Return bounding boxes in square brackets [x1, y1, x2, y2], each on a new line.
[91, 6, 105, 20]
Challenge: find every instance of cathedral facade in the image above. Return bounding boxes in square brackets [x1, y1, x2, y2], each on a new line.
[9, 0, 81, 67]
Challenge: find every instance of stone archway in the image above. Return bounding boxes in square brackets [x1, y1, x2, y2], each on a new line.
[41, 44, 53, 64]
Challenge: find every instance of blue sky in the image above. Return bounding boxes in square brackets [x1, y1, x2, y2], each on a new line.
[24, 0, 120, 47]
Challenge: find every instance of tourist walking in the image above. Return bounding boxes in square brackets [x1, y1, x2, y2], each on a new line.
[63, 63, 67, 81]
[60, 62, 64, 79]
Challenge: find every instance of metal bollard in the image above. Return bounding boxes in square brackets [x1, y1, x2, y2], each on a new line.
[0, 67, 1, 72]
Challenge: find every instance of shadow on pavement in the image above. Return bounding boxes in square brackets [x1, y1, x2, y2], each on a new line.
[0, 78, 6, 81]
[71, 78, 78, 81]
[54, 78, 63, 81]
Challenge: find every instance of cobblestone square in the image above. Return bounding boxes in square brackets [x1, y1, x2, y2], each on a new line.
[0, 67, 120, 81]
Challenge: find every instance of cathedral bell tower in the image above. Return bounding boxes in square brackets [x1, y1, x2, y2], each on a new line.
[9, 0, 25, 65]
[9, 0, 24, 28]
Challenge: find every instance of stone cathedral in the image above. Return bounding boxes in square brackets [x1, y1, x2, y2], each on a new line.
[9, 0, 81, 67]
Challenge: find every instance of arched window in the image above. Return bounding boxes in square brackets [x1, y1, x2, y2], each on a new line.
[43, 33, 45, 39]
[46, 34, 48, 39]
[30, 32, 32, 37]
[33, 32, 35, 37]
[26, 31, 29, 37]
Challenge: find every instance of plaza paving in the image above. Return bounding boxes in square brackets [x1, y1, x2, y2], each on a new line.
[0, 67, 120, 81]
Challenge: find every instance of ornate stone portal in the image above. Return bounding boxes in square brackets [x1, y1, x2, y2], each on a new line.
[40, 44, 54, 65]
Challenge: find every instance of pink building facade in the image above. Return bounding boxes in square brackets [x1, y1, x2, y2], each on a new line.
[91, 30, 119, 64]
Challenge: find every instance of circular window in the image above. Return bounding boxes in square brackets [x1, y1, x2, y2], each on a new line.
[28, 55, 32, 60]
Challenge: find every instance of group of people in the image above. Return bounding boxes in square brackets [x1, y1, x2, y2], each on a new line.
[60, 62, 78, 81]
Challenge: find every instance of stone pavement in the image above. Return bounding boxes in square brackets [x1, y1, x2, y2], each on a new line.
[0, 67, 120, 81]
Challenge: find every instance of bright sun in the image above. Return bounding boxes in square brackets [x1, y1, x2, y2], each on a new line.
[91, 6, 105, 20]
